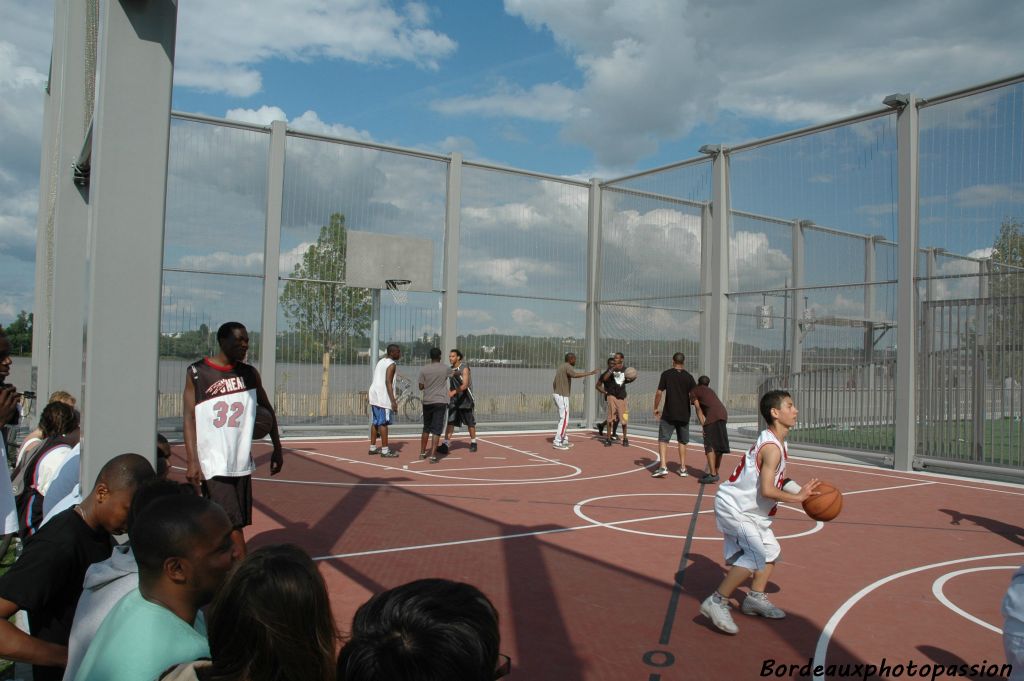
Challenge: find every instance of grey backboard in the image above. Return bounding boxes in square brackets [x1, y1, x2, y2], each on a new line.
[344, 230, 435, 291]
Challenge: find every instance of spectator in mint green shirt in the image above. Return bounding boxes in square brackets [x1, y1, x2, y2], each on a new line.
[73, 495, 240, 681]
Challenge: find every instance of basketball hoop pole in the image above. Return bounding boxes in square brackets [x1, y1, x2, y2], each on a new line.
[370, 289, 381, 377]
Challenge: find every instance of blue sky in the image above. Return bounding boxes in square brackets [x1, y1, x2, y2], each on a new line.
[2, 0, 1024, 327]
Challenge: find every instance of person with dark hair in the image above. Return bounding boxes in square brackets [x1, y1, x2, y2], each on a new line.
[157, 433, 172, 478]
[0, 329, 20, 536]
[0, 453, 155, 681]
[699, 390, 820, 635]
[12, 401, 80, 536]
[336, 578, 508, 681]
[600, 351, 633, 447]
[651, 352, 697, 478]
[690, 375, 730, 484]
[367, 344, 401, 457]
[551, 352, 599, 450]
[418, 348, 450, 463]
[183, 321, 283, 553]
[63, 479, 192, 681]
[43, 433, 172, 528]
[439, 349, 477, 454]
[160, 544, 337, 681]
[594, 357, 620, 440]
[15, 390, 76, 468]
[73, 494, 240, 681]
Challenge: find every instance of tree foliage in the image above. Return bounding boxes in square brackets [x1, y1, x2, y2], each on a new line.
[279, 212, 372, 350]
[3, 311, 32, 355]
[991, 217, 1024, 299]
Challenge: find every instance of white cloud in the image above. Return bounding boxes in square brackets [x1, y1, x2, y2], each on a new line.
[953, 183, 1024, 208]
[510, 307, 574, 336]
[175, 1, 457, 97]
[432, 80, 576, 121]
[457, 309, 493, 323]
[461, 257, 556, 289]
[427, 0, 1024, 166]
[177, 250, 263, 274]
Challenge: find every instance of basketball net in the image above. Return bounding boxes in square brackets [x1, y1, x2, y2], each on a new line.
[385, 278, 412, 305]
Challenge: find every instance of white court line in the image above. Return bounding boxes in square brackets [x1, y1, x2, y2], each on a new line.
[407, 463, 561, 473]
[249, 434, 1024, 495]
[250, 435, 665, 487]
[932, 566, 1016, 634]
[812, 552, 1024, 681]
[574, 492, 823, 541]
[313, 504, 716, 561]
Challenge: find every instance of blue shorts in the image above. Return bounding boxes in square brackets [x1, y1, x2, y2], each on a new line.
[371, 405, 393, 427]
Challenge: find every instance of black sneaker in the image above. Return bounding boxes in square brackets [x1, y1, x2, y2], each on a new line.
[699, 473, 719, 484]
[604, 439, 613, 447]
[469, 442, 478, 452]
[437, 443, 449, 454]
[595, 421, 606, 436]
[622, 438, 629, 447]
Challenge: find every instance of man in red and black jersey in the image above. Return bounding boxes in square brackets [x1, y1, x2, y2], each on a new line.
[183, 322, 282, 553]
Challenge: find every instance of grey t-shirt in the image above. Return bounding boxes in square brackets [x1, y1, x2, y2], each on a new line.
[418, 362, 451, 405]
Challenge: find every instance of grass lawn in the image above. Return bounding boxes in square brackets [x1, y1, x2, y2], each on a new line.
[792, 418, 1022, 467]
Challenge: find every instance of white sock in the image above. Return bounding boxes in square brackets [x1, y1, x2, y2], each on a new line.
[381, 447, 390, 454]
[369, 445, 378, 451]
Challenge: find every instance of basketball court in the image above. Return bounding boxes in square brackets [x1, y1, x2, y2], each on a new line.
[169, 430, 1021, 680]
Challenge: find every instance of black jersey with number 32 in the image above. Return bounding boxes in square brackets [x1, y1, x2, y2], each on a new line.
[188, 358, 259, 477]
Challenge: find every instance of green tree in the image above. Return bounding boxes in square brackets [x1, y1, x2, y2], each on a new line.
[988, 217, 1024, 379]
[4, 311, 32, 355]
[991, 218, 1024, 298]
[279, 213, 371, 416]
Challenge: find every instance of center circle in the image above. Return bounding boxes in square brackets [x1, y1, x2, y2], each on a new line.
[573, 492, 823, 540]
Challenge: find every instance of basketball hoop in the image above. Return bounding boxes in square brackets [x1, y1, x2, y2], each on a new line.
[385, 279, 412, 305]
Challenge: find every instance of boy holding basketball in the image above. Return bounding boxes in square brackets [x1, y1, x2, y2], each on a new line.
[699, 389, 819, 635]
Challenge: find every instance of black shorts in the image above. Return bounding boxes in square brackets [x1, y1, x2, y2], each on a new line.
[448, 407, 476, 428]
[703, 420, 731, 454]
[422, 403, 448, 436]
[202, 475, 252, 528]
[658, 419, 690, 444]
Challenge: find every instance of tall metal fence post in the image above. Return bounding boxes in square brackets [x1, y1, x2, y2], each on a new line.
[47, 0, 92, 403]
[441, 153, 463, 352]
[702, 146, 730, 398]
[259, 120, 287, 402]
[585, 179, 602, 427]
[887, 93, 920, 472]
[699, 203, 713, 376]
[791, 221, 806, 376]
[81, 0, 177, 485]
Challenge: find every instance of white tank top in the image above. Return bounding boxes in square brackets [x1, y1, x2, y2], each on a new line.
[716, 428, 788, 517]
[368, 357, 396, 408]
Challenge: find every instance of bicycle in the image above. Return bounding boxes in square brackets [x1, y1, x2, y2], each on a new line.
[394, 374, 422, 421]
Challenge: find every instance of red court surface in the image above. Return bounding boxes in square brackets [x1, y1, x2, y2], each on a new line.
[172, 431, 1023, 680]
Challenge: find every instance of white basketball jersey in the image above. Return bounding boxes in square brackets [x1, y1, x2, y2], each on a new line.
[716, 428, 788, 517]
[368, 357, 396, 408]
[189, 359, 258, 478]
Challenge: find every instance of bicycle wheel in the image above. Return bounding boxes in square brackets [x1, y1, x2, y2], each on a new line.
[402, 396, 421, 421]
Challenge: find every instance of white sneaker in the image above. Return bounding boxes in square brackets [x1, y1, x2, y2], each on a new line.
[553, 442, 570, 450]
[741, 592, 786, 619]
[651, 467, 668, 478]
[700, 594, 739, 634]
[368, 446, 379, 455]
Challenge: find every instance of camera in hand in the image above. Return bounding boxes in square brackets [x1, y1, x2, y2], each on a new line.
[21, 391, 36, 400]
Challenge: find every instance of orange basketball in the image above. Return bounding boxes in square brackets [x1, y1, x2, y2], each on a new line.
[802, 481, 842, 522]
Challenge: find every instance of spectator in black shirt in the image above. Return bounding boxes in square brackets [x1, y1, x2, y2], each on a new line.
[652, 352, 697, 478]
[0, 453, 155, 681]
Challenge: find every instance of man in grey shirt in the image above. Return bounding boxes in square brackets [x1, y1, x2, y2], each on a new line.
[418, 348, 451, 463]
[551, 353, 598, 450]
